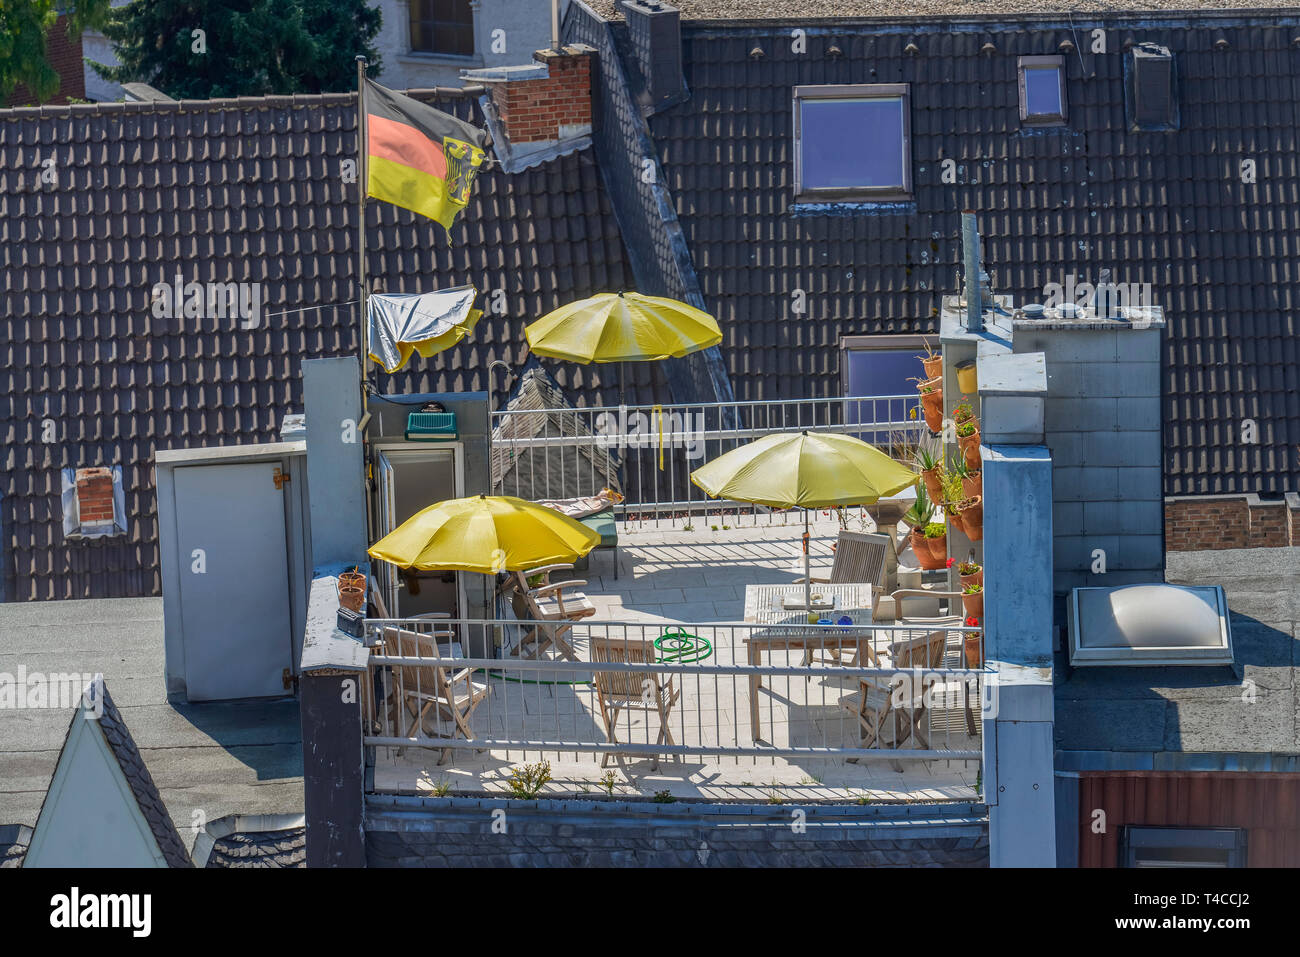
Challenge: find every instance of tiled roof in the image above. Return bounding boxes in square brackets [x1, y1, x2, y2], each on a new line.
[642, 14, 1300, 496]
[589, 0, 1300, 20]
[205, 827, 306, 868]
[1, 90, 635, 601]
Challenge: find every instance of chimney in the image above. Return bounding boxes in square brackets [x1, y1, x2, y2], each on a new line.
[75, 467, 116, 532]
[619, 0, 686, 111]
[468, 45, 594, 155]
[1126, 42, 1178, 131]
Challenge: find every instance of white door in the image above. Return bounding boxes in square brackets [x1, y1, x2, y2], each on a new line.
[176, 462, 293, 700]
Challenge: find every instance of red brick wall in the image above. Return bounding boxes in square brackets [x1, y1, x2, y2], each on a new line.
[489, 47, 592, 144]
[1165, 495, 1297, 550]
[75, 467, 116, 529]
[5, 15, 86, 107]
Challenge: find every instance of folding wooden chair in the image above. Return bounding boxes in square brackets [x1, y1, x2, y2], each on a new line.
[839, 627, 950, 761]
[381, 625, 490, 766]
[589, 636, 681, 773]
[501, 563, 596, 661]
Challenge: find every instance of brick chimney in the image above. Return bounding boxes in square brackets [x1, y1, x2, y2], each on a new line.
[75, 467, 116, 531]
[464, 45, 594, 168]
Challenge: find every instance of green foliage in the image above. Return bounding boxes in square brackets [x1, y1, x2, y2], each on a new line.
[904, 482, 934, 528]
[953, 397, 975, 423]
[963, 583, 983, 595]
[505, 760, 552, 800]
[913, 445, 939, 473]
[598, 770, 619, 797]
[939, 467, 964, 505]
[430, 778, 451, 797]
[1, 0, 110, 103]
[652, 789, 675, 804]
[923, 522, 947, 539]
[956, 420, 978, 438]
[94, 0, 382, 99]
[957, 561, 981, 576]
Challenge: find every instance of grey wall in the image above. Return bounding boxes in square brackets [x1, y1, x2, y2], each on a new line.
[1013, 322, 1165, 593]
[375, 0, 557, 90]
[305, 358, 369, 570]
[365, 795, 989, 867]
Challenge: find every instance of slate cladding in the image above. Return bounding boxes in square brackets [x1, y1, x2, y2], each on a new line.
[1, 90, 634, 600]
[636, 12, 1300, 497]
[365, 795, 990, 867]
[206, 827, 306, 868]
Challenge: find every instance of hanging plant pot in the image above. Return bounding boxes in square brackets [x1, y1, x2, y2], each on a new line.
[921, 354, 943, 380]
[962, 469, 982, 499]
[946, 504, 967, 538]
[911, 527, 948, 570]
[957, 496, 983, 540]
[964, 632, 983, 668]
[958, 564, 983, 589]
[955, 359, 978, 394]
[962, 588, 985, 619]
[918, 379, 944, 433]
[922, 465, 944, 506]
[958, 427, 981, 470]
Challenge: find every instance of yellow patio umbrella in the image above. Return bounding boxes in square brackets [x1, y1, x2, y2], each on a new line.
[690, 431, 918, 610]
[524, 291, 721, 363]
[368, 494, 600, 573]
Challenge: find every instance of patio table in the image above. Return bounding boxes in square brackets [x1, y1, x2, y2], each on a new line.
[742, 583, 872, 742]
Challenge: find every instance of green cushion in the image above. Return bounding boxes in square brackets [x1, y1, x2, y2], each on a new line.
[579, 509, 617, 547]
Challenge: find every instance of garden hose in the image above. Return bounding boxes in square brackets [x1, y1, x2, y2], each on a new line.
[654, 629, 714, 663]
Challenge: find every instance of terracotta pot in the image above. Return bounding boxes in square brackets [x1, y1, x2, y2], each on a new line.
[959, 567, 984, 589]
[964, 633, 983, 668]
[962, 589, 984, 619]
[958, 496, 983, 541]
[958, 428, 981, 470]
[910, 528, 948, 570]
[962, 470, 982, 499]
[339, 584, 365, 613]
[339, 571, 366, 592]
[921, 355, 943, 379]
[946, 506, 966, 538]
[918, 381, 944, 433]
[921, 466, 944, 506]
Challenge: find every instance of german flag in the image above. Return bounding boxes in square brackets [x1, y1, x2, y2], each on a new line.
[363, 79, 489, 236]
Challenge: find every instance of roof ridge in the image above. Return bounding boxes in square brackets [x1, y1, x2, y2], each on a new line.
[0, 85, 487, 120]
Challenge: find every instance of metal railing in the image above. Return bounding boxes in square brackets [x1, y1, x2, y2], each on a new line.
[490, 395, 924, 528]
[362, 618, 988, 772]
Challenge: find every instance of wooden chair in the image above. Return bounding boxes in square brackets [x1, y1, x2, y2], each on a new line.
[797, 530, 896, 591]
[381, 625, 490, 765]
[839, 627, 950, 759]
[501, 563, 597, 661]
[589, 636, 681, 773]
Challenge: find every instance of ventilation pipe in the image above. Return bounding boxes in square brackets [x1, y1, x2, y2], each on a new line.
[962, 211, 984, 332]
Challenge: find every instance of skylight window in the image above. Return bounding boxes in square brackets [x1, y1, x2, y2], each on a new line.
[793, 84, 912, 202]
[1018, 56, 1067, 126]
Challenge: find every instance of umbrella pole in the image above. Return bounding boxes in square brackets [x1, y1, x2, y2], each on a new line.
[804, 509, 812, 612]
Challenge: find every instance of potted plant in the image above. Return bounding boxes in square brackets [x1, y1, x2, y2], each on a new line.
[957, 495, 983, 540]
[962, 582, 984, 619]
[914, 446, 943, 506]
[955, 459, 982, 499]
[958, 560, 983, 589]
[903, 481, 935, 533]
[914, 376, 944, 433]
[956, 419, 981, 470]
[918, 339, 943, 380]
[963, 617, 982, 668]
[952, 396, 977, 429]
[913, 521, 948, 569]
[945, 501, 966, 538]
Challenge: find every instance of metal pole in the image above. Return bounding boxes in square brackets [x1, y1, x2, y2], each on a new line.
[357, 55, 375, 553]
[804, 508, 812, 612]
[962, 210, 983, 332]
[551, 0, 561, 51]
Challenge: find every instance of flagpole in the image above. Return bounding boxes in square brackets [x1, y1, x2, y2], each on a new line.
[356, 55, 369, 376]
[357, 54, 376, 557]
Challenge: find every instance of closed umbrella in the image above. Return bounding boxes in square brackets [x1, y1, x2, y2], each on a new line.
[690, 431, 918, 609]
